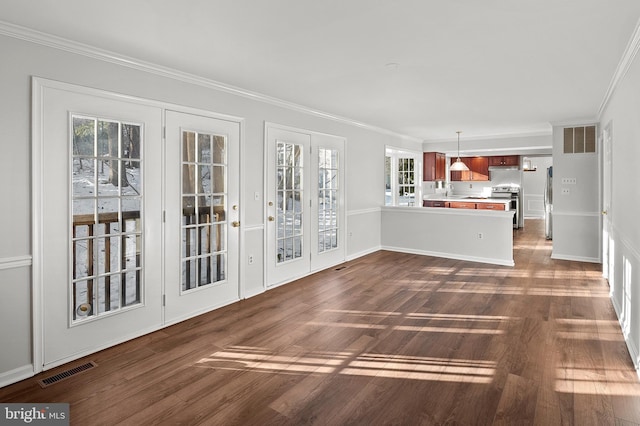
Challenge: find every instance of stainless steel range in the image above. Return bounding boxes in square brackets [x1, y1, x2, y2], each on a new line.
[491, 185, 522, 229]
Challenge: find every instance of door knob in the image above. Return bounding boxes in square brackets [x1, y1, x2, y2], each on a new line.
[602, 210, 608, 215]
[268, 216, 275, 222]
[231, 221, 240, 227]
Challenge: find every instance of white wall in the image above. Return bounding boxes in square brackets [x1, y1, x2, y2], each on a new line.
[599, 44, 640, 373]
[0, 32, 421, 386]
[550, 124, 600, 263]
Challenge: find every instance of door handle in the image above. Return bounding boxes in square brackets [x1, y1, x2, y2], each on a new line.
[602, 210, 608, 215]
[231, 221, 240, 227]
[268, 216, 275, 222]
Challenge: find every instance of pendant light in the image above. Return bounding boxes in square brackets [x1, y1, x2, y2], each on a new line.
[450, 131, 469, 172]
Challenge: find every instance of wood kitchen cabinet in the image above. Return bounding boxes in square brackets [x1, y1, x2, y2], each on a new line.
[488, 155, 520, 167]
[423, 200, 449, 208]
[475, 202, 506, 211]
[450, 157, 489, 181]
[423, 152, 446, 181]
[448, 201, 477, 209]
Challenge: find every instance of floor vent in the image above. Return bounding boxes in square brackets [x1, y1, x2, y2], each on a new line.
[37, 361, 97, 388]
[335, 266, 347, 271]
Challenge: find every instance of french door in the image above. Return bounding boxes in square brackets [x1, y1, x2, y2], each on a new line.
[265, 124, 345, 287]
[37, 82, 164, 368]
[35, 80, 241, 369]
[163, 111, 240, 324]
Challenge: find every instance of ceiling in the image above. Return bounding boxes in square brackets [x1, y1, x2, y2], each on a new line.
[2, 1, 640, 142]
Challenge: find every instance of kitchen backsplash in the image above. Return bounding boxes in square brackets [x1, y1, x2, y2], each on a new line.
[423, 169, 522, 197]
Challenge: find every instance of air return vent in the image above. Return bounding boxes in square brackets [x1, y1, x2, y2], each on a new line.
[37, 361, 97, 388]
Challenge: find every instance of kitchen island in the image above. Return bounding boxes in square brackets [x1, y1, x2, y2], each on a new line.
[381, 202, 515, 266]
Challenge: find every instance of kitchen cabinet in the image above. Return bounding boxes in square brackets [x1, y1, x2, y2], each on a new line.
[450, 157, 489, 181]
[423, 200, 449, 208]
[448, 201, 477, 209]
[488, 155, 520, 167]
[423, 152, 446, 181]
[475, 202, 506, 211]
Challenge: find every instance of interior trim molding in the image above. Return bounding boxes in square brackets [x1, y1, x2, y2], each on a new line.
[346, 246, 382, 262]
[382, 245, 515, 267]
[0, 365, 34, 389]
[551, 211, 601, 218]
[550, 253, 600, 263]
[0, 255, 32, 271]
[0, 20, 421, 143]
[598, 16, 640, 117]
[347, 207, 382, 216]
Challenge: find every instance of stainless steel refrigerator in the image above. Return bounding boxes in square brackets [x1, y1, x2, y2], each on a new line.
[544, 166, 553, 239]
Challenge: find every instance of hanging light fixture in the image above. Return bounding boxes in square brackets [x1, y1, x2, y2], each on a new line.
[450, 131, 469, 172]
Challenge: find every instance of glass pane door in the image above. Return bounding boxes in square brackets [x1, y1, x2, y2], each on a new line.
[164, 110, 240, 325]
[276, 141, 304, 263]
[181, 131, 227, 291]
[38, 80, 163, 369]
[317, 148, 339, 253]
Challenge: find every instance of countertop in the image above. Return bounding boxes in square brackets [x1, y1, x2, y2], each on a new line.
[423, 195, 511, 204]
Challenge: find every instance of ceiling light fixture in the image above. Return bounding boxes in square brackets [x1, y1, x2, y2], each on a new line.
[450, 131, 469, 172]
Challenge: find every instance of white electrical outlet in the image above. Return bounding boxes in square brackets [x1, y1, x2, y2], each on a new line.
[561, 188, 570, 195]
[561, 178, 577, 185]
[248, 255, 254, 265]
[477, 232, 483, 239]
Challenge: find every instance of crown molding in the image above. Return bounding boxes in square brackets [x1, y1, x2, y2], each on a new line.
[549, 117, 599, 127]
[0, 20, 421, 143]
[423, 128, 552, 143]
[598, 16, 640, 118]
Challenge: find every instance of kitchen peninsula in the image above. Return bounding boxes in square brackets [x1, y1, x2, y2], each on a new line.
[381, 200, 515, 266]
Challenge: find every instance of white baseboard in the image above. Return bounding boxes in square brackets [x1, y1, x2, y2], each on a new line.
[551, 252, 600, 263]
[346, 246, 382, 262]
[381, 245, 514, 267]
[0, 364, 34, 389]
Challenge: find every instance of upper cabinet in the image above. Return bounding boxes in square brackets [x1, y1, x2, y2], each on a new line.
[488, 155, 520, 167]
[423, 152, 446, 181]
[450, 157, 489, 181]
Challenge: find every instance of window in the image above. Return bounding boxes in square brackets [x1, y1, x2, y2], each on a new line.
[318, 148, 339, 252]
[385, 147, 422, 206]
[71, 116, 143, 321]
[276, 141, 304, 263]
[181, 130, 228, 291]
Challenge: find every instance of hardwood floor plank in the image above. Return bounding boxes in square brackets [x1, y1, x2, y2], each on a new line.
[1, 218, 639, 425]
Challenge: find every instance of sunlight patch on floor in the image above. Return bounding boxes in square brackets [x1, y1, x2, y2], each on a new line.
[195, 347, 496, 384]
[304, 321, 505, 335]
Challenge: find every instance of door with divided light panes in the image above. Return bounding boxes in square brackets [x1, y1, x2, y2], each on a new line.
[163, 111, 240, 324]
[37, 82, 164, 368]
[265, 124, 345, 287]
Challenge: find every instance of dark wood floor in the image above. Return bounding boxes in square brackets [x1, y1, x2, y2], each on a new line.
[2, 219, 640, 425]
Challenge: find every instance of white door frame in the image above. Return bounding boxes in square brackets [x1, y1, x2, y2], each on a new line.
[601, 121, 613, 282]
[32, 77, 245, 373]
